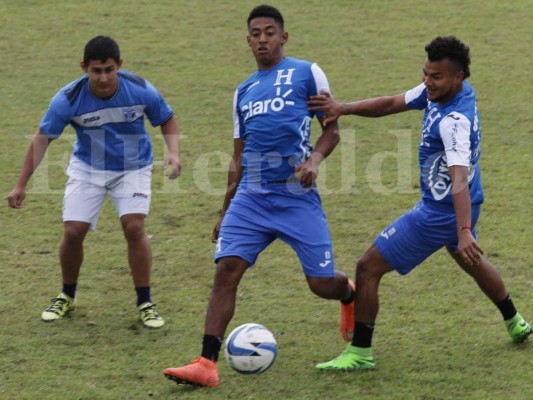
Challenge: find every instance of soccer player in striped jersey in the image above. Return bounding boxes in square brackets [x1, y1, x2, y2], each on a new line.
[7, 36, 181, 329]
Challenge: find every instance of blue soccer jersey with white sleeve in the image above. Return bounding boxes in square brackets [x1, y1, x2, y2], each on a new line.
[39, 71, 173, 171]
[233, 57, 329, 184]
[405, 81, 484, 206]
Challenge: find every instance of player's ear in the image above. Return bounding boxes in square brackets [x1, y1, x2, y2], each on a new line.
[281, 31, 288, 46]
[117, 59, 123, 70]
[80, 61, 88, 72]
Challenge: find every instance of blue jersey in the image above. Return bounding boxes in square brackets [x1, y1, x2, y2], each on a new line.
[40, 71, 173, 171]
[405, 81, 484, 206]
[233, 57, 330, 184]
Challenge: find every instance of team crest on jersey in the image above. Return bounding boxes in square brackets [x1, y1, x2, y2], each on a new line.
[423, 151, 476, 201]
[123, 107, 140, 122]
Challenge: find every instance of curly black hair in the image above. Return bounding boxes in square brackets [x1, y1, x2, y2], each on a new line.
[425, 36, 470, 78]
[247, 4, 284, 30]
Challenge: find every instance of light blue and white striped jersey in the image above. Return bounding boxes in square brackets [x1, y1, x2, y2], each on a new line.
[40, 71, 173, 171]
[233, 57, 330, 184]
[405, 80, 484, 206]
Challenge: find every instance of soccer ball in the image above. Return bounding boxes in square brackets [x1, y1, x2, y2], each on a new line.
[224, 323, 278, 374]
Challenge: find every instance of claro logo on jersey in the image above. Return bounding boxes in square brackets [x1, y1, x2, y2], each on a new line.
[242, 69, 296, 121]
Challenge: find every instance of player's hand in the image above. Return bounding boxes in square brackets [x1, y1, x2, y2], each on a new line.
[308, 90, 344, 126]
[295, 158, 319, 188]
[7, 186, 26, 209]
[211, 215, 224, 243]
[164, 153, 181, 179]
[457, 230, 484, 266]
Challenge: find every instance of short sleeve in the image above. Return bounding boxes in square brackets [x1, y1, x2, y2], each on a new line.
[310, 63, 330, 118]
[232, 88, 242, 139]
[404, 83, 428, 110]
[143, 80, 174, 127]
[439, 112, 471, 167]
[39, 93, 73, 138]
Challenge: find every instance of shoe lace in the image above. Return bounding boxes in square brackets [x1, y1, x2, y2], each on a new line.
[140, 304, 160, 320]
[46, 297, 68, 313]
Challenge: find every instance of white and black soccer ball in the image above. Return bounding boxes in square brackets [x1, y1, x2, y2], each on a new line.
[224, 323, 278, 374]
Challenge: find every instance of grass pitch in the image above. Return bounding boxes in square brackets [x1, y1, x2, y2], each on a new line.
[1, 1, 531, 399]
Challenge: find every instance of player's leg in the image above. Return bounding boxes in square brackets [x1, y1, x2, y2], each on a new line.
[60, 221, 91, 286]
[205, 256, 250, 349]
[315, 245, 392, 371]
[274, 187, 357, 341]
[448, 250, 532, 343]
[163, 256, 248, 388]
[164, 189, 273, 387]
[42, 159, 105, 322]
[317, 201, 443, 370]
[120, 213, 151, 288]
[112, 166, 163, 327]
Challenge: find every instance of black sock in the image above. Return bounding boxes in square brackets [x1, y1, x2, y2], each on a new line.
[496, 293, 517, 320]
[201, 334, 223, 362]
[341, 284, 355, 305]
[62, 283, 77, 299]
[352, 321, 375, 348]
[135, 286, 151, 306]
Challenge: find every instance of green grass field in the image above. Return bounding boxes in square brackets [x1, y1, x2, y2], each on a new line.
[1, 1, 531, 399]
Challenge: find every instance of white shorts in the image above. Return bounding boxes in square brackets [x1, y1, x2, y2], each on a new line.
[63, 156, 152, 230]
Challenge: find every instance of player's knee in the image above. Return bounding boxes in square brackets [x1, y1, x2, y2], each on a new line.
[63, 222, 89, 244]
[122, 220, 145, 241]
[355, 250, 383, 283]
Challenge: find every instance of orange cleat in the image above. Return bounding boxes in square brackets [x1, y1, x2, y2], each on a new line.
[163, 357, 219, 388]
[340, 279, 356, 342]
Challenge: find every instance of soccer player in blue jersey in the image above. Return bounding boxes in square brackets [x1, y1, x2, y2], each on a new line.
[308, 36, 531, 370]
[163, 5, 355, 387]
[7, 36, 181, 329]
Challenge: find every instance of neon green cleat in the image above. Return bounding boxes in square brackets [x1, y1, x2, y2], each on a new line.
[138, 302, 165, 329]
[505, 313, 532, 343]
[41, 293, 75, 322]
[316, 345, 375, 371]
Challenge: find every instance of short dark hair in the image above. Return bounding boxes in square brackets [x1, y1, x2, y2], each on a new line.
[247, 4, 284, 30]
[425, 36, 471, 78]
[83, 35, 120, 65]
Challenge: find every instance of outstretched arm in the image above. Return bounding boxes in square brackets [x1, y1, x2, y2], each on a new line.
[160, 115, 181, 179]
[308, 91, 410, 126]
[7, 130, 53, 208]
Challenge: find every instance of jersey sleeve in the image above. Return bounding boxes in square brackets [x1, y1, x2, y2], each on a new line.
[439, 112, 471, 167]
[232, 88, 242, 139]
[143, 80, 174, 127]
[39, 93, 73, 138]
[310, 63, 330, 119]
[404, 83, 427, 110]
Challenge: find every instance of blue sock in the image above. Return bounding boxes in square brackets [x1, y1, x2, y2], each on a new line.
[135, 286, 151, 306]
[62, 283, 77, 299]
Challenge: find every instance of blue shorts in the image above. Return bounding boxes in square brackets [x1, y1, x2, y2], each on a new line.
[375, 200, 481, 275]
[215, 184, 335, 277]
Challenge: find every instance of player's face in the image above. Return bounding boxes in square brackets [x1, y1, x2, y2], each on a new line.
[247, 17, 288, 70]
[422, 58, 464, 104]
[81, 58, 123, 99]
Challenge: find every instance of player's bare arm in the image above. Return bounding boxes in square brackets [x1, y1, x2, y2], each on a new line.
[308, 91, 410, 126]
[449, 165, 483, 266]
[161, 115, 181, 179]
[211, 138, 244, 242]
[7, 130, 53, 208]
[295, 119, 339, 188]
